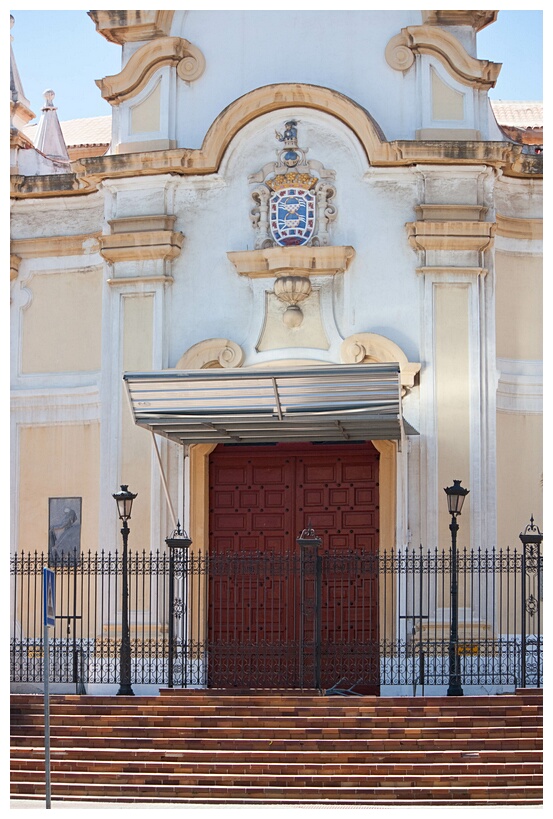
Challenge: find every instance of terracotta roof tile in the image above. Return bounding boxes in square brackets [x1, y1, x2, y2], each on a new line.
[490, 101, 543, 130]
[24, 115, 111, 148]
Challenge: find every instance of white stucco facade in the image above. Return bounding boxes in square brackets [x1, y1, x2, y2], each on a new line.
[10, 9, 542, 567]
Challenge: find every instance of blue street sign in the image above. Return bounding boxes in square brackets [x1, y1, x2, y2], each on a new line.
[43, 568, 55, 628]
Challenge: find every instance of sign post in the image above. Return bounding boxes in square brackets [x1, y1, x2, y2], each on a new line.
[43, 568, 55, 809]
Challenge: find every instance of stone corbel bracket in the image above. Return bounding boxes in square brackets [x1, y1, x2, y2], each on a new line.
[98, 215, 184, 263]
[406, 220, 495, 252]
[385, 25, 501, 89]
[176, 338, 244, 370]
[341, 332, 421, 392]
[96, 37, 206, 105]
[227, 246, 355, 279]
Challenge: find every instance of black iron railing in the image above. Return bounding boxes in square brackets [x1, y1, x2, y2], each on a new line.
[10, 544, 542, 691]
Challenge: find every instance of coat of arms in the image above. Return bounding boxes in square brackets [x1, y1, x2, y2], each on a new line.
[249, 121, 337, 249]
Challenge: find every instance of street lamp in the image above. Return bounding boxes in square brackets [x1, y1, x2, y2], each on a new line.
[444, 479, 469, 697]
[113, 485, 137, 696]
[165, 522, 192, 688]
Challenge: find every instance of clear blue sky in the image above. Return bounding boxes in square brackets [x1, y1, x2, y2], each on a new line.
[9, 8, 543, 124]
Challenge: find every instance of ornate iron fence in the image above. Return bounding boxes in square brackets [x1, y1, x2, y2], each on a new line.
[11, 541, 542, 692]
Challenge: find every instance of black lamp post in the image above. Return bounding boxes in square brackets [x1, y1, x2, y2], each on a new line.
[165, 522, 192, 688]
[444, 479, 469, 697]
[113, 485, 137, 696]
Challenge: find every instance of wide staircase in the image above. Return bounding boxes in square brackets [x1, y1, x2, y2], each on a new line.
[11, 688, 542, 806]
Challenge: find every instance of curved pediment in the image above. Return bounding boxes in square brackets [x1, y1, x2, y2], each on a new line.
[386, 25, 501, 89]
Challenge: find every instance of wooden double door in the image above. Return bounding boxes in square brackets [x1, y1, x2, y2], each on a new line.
[208, 442, 380, 691]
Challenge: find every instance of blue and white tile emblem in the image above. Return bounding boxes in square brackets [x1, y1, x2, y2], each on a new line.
[270, 187, 315, 246]
[248, 121, 337, 250]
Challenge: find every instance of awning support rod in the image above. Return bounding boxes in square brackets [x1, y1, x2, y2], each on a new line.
[272, 377, 283, 420]
[151, 431, 178, 530]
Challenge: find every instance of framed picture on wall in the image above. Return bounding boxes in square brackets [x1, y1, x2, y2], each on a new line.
[48, 497, 82, 564]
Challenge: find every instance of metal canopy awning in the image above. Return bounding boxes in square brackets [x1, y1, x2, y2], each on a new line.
[123, 364, 418, 446]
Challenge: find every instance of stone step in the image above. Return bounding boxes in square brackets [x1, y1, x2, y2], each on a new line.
[11, 691, 544, 706]
[10, 769, 543, 787]
[10, 759, 543, 780]
[11, 700, 543, 715]
[10, 689, 542, 806]
[9, 717, 543, 739]
[11, 714, 543, 731]
[10, 734, 543, 752]
[11, 696, 543, 710]
[9, 780, 543, 804]
[10, 746, 542, 766]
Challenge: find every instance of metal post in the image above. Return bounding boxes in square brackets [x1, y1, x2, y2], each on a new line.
[42, 566, 55, 809]
[71, 549, 86, 695]
[43, 624, 51, 808]
[297, 524, 322, 690]
[168, 549, 175, 688]
[447, 514, 463, 696]
[314, 549, 322, 690]
[165, 524, 192, 689]
[117, 520, 134, 696]
[519, 516, 543, 689]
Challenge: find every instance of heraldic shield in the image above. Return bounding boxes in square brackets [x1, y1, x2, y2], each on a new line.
[270, 186, 315, 246]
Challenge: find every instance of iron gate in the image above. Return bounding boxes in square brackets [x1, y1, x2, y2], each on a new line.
[206, 547, 379, 691]
[11, 540, 542, 691]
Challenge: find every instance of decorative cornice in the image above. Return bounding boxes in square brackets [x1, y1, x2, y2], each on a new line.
[340, 332, 421, 390]
[415, 204, 488, 221]
[106, 275, 174, 287]
[406, 220, 495, 252]
[495, 215, 542, 241]
[99, 214, 184, 263]
[416, 266, 488, 277]
[11, 233, 101, 259]
[88, 10, 175, 45]
[108, 215, 177, 234]
[11, 173, 83, 197]
[96, 37, 205, 105]
[421, 11, 498, 32]
[227, 246, 355, 279]
[98, 229, 184, 263]
[385, 25, 501, 89]
[10, 84, 540, 199]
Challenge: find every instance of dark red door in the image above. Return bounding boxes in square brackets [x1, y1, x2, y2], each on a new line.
[208, 442, 380, 690]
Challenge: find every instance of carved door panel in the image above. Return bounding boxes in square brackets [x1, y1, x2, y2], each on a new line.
[208, 443, 379, 690]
